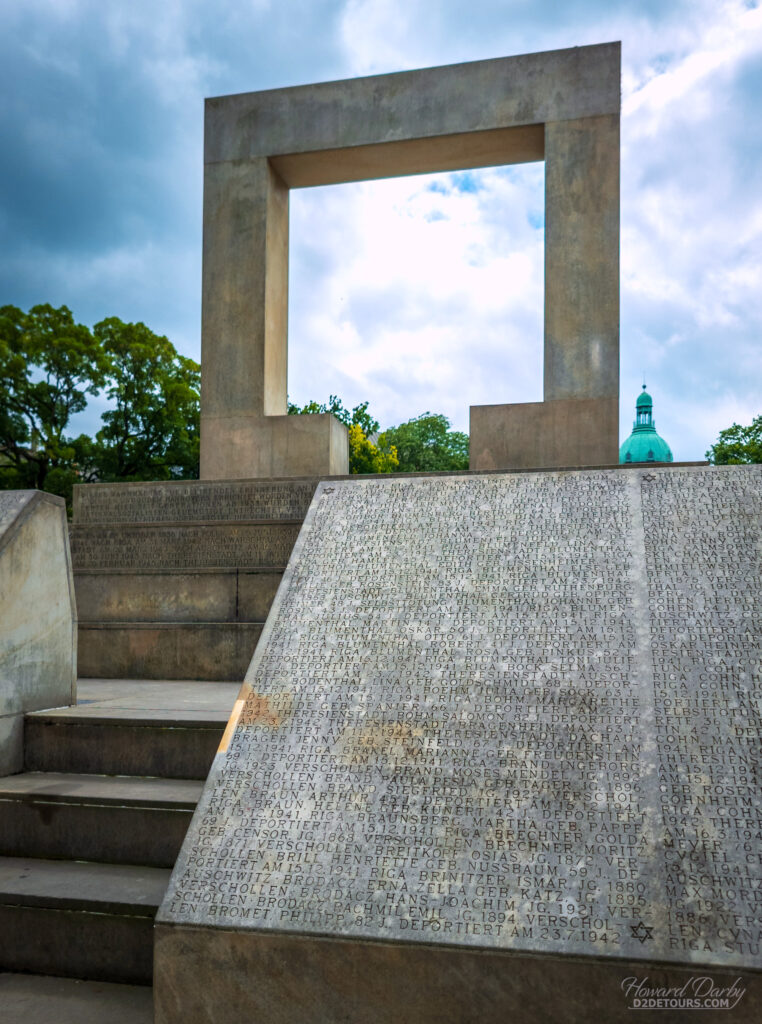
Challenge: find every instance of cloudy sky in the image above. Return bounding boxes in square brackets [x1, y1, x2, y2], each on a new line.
[1, 0, 760, 460]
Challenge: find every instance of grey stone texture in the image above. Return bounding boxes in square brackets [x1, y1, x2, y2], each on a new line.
[73, 477, 317, 523]
[0, 856, 168, 984]
[155, 465, 762, 1022]
[69, 523, 301, 571]
[0, 974, 153, 1024]
[0, 771, 200, 867]
[77, 622, 263, 682]
[2, 679, 236, 988]
[0, 491, 76, 774]
[73, 570, 282, 624]
[470, 395, 619, 471]
[24, 679, 238, 779]
[70, 479, 314, 680]
[201, 43, 620, 479]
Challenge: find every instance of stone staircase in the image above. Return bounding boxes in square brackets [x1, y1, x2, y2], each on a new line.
[0, 679, 237, 991]
[0, 478, 320, 1018]
[68, 477, 318, 680]
[0, 680, 237, 996]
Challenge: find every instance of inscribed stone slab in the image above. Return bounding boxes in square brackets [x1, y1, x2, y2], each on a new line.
[69, 523, 301, 570]
[73, 479, 318, 524]
[159, 467, 762, 971]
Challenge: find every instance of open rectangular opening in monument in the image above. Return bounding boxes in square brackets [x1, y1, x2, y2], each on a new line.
[287, 162, 545, 431]
[200, 43, 621, 479]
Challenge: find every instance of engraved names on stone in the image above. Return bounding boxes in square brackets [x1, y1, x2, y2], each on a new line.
[74, 480, 317, 524]
[643, 468, 762, 963]
[160, 467, 762, 970]
[0, 491, 33, 538]
[69, 522, 301, 570]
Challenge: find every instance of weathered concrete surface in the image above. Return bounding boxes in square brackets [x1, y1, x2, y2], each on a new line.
[155, 925, 760, 1024]
[70, 478, 313, 682]
[0, 974, 153, 1024]
[470, 396, 618, 470]
[0, 491, 76, 774]
[544, 113, 619, 404]
[200, 413, 348, 481]
[205, 44, 620, 165]
[201, 43, 620, 479]
[74, 570, 282, 623]
[1, 679, 237, 990]
[25, 679, 239, 779]
[0, 973, 153, 1024]
[155, 465, 762, 1022]
[77, 622, 262, 681]
[271, 123, 545, 188]
[0, 772, 200, 867]
[73, 478, 318, 524]
[0, 857, 168, 985]
[69, 522, 301, 570]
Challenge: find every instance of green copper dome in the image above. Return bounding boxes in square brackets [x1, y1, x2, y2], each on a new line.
[620, 385, 673, 464]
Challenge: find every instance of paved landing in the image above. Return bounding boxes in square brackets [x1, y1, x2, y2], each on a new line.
[27, 678, 241, 723]
[0, 974, 153, 1024]
[0, 856, 170, 914]
[0, 771, 203, 808]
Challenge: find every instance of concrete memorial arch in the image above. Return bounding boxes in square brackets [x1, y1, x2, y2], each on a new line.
[200, 43, 620, 478]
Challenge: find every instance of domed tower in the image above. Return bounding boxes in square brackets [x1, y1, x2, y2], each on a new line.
[619, 385, 674, 464]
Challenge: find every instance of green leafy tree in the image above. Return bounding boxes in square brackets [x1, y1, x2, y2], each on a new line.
[706, 415, 762, 464]
[380, 412, 469, 472]
[0, 304, 108, 499]
[288, 395, 398, 473]
[347, 423, 399, 474]
[89, 318, 200, 481]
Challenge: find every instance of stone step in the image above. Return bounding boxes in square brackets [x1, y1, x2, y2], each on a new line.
[0, 773, 202, 867]
[73, 476, 318, 525]
[69, 519, 302, 571]
[0, 973, 153, 1024]
[77, 621, 263, 680]
[0, 856, 168, 984]
[74, 567, 283, 623]
[25, 711, 224, 780]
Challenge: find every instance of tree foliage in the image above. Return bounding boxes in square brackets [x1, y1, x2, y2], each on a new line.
[0, 304, 109, 496]
[380, 412, 469, 472]
[288, 395, 398, 474]
[289, 399, 470, 474]
[0, 304, 200, 503]
[347, 423, 399, 474]
[1, 303, 472, 503]
[706, 415, 762, 465]
[89, 318, 200, 481]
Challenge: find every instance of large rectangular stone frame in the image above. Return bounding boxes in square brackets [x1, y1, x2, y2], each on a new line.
[200, 43, 620, 479]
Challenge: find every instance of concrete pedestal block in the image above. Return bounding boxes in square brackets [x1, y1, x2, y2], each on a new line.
[200, 413, 348, 480]
[155, 925, 761, 1024]
[469, 396, 618, 470]
[0, 491, 76, 774]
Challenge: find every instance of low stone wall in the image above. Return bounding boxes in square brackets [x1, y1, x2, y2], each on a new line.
[0, 491, 76, 774]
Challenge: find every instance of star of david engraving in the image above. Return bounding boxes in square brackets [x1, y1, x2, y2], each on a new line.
[630, 921, 654, 943]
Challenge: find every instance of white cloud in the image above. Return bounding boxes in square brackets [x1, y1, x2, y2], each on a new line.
[2, 0, 760, 461]
[288, 166, 545, 432]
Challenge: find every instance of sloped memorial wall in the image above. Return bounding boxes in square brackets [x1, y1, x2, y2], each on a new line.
[156, 466, 761, 1022]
